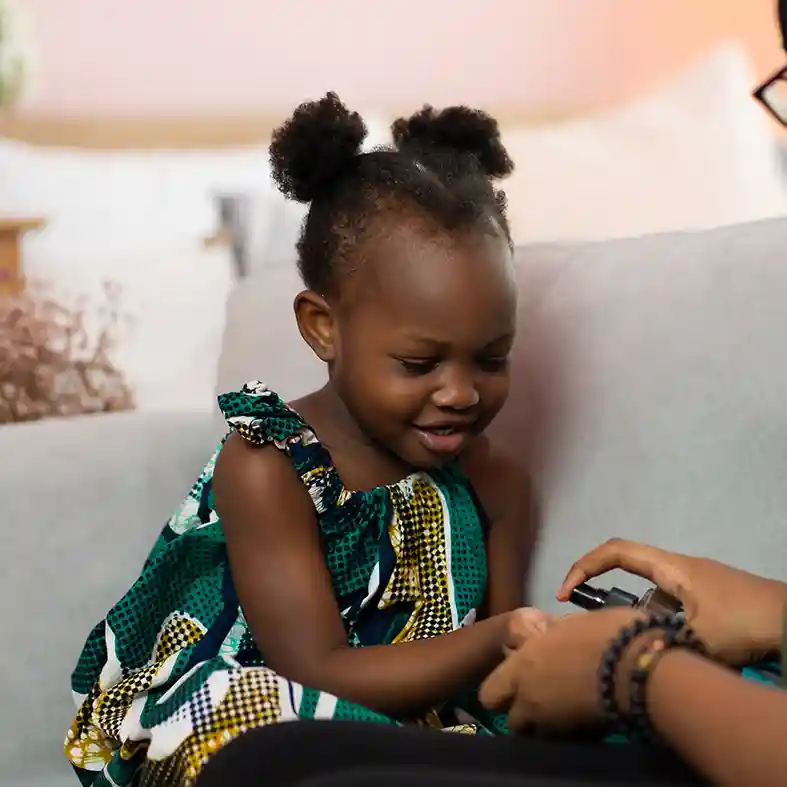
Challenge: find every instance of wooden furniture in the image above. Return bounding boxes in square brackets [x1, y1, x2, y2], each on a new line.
[0, 218, 45, 296]
[0, 106, 592, 151]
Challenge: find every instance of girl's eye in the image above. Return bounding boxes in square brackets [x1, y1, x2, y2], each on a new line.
[477, 356, 509, 373]
[398, 358, 438, 375]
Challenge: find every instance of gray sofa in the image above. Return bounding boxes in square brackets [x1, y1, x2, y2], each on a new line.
[3, 412, 224, 787]
[5, 217, 787, 786]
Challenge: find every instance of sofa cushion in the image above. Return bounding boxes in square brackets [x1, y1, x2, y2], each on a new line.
[217, 262, 327, 401]
[488, 217, 787, 608]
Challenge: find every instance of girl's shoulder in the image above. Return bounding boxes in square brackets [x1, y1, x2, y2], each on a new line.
[165, 381, 329, 537]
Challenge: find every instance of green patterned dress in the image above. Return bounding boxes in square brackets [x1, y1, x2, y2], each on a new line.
[65, 381, 507, 787]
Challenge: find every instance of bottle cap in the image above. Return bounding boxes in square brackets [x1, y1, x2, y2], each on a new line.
[569, 583, 609, 610]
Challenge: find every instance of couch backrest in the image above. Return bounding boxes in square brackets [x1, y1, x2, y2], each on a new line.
[490, 218, 787, 607]
[218, 218, 787, 608]
[217, 261, 327, 403]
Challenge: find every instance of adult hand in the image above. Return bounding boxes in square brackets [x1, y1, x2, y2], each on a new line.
[558, 538, 787, 665]
[480, 607, 642, 733]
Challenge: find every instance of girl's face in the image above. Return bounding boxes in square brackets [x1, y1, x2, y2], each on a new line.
[329, 222, 517, 469]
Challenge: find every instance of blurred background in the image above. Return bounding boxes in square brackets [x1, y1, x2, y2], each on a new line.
[18, 0, 786, 115]
[2, 0, 787, 424]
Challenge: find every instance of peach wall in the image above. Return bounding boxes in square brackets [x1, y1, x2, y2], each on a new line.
[22, 0, 786, 115]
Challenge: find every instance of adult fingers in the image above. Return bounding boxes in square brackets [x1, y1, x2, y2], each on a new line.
[556, 538, 681, 601]
[505, 693, 536, 733]
[478, 658, 518, 711]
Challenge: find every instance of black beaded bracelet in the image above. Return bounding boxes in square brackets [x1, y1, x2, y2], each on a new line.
[626, 625, 706, 742]
[597, 614, 688, 737]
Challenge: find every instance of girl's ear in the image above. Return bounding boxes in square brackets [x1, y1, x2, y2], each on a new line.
[294, 290, 337, 362]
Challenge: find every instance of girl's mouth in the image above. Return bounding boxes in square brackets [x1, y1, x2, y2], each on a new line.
[414, 425, 471, 455]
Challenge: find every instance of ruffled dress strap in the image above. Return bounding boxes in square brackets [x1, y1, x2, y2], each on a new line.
[218, 380, 310, 446]
[217, 380, 342, 514]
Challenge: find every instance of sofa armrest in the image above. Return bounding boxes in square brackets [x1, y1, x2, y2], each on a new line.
[0, 410, 224, 783]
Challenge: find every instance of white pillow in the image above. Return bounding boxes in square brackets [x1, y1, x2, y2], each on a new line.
[26, 245, 234, 413]
[501, 44, 787, 244]
[0, 140, 270, 258]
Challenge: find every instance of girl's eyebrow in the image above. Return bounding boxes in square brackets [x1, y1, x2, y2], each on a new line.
[400, 334, 445, 348]
[400, 332, 514, 351]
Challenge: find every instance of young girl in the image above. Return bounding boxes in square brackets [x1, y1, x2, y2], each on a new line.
[65, 93, 536, 787]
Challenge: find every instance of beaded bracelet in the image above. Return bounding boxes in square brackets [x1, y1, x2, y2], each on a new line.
[626, 625, 706, 742]
[597, 614, 679, 727]
[597, 614, 703, 740]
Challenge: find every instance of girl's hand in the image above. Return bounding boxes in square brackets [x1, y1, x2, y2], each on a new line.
[558, 538, 787, 665]
[503, 607, 554, 655]
[480, 608, 642, 733]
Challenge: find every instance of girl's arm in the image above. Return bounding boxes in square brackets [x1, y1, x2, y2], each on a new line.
[628, 648, 787, 787]
[460, 435, 538, 615]
[213, 432, 513, 717]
